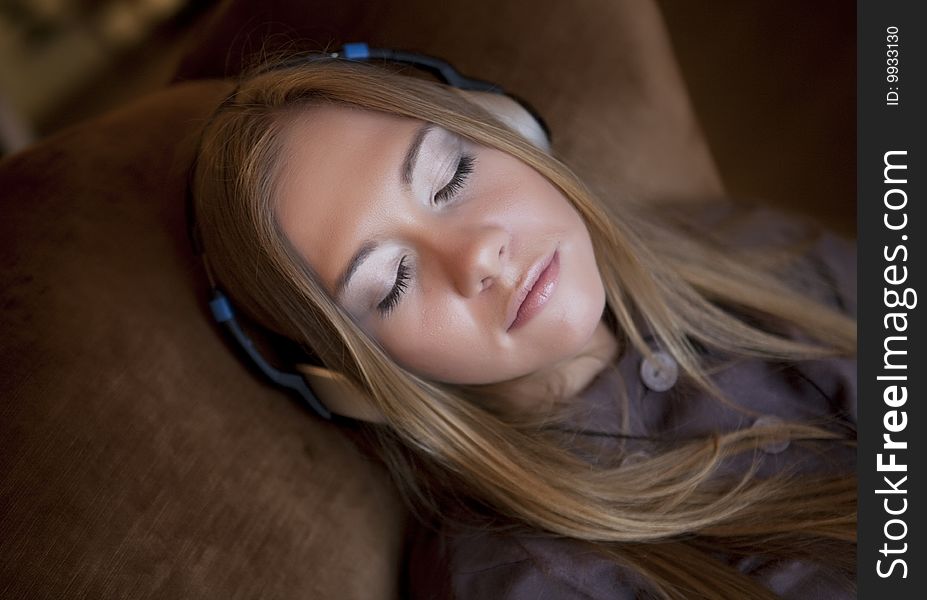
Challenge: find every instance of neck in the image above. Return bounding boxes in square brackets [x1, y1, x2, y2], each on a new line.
[506, 319, 620, 411]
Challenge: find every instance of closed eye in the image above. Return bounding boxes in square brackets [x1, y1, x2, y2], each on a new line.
[434, 153, 475, 204]
[377, 255, 411, 317]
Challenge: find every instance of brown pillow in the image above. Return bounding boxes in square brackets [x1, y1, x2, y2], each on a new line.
[0, 82, 406, 599]
[0, 1, 721, 598]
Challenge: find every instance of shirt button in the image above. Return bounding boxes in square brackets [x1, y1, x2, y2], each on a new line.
[751, 415, 791, 454]
[639, 351, 678, 392]
[623, 450, 652, 464]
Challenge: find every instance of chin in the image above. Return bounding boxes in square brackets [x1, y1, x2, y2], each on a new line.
[547, 281, 608, 364]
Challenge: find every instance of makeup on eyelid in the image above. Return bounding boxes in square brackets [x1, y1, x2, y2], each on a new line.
[377, 151, 477, 317]
[331, 130, 471, 316]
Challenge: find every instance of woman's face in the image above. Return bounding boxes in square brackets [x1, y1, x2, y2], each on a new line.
[276, 104, 606, 385]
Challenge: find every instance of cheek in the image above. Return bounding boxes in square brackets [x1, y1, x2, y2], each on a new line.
[499, 171, 588, 241]
[372, 296, 492, 383]
[519, 236, 606, 365]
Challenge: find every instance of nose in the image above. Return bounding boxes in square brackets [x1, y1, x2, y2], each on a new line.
[441, 224, 509, 297]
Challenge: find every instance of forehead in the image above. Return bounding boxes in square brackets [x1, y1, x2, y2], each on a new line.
[275, 104, 422, 292]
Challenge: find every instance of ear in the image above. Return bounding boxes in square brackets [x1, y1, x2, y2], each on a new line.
[455, 89, 552, 153]
[295, 364, 387, 423]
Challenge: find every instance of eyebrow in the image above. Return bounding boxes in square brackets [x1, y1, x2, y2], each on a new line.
[401, 122, 435, 186]
[335, 122, 435, 299]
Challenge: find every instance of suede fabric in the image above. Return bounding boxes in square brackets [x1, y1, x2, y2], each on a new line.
[2, 0, 723, 597]
[0, 82, 405, 599]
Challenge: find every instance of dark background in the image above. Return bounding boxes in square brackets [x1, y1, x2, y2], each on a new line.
[1, 0, 855, 233]
[660, 0, 855, 233]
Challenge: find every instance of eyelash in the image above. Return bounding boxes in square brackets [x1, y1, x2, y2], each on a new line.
[376, 152, 476, 317]
[434, 153, 475, 204]
[377, 256, 411, 316]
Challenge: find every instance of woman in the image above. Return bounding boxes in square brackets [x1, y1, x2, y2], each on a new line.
[190, 56, 857, 599]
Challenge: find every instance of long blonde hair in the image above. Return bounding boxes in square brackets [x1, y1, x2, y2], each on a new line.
[191, 57, 857, 598]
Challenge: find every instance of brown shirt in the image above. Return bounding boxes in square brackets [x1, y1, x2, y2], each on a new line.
[403, 206, 857, 599]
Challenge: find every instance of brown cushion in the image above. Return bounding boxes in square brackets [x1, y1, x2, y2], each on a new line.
[0, 82, 405, 599]
[0, 0, 721, 598]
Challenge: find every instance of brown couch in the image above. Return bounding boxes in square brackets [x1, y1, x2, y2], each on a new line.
[0, 1, 723, 597]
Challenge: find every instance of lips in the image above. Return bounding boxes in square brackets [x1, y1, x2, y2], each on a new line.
[505, 249, 560, 331]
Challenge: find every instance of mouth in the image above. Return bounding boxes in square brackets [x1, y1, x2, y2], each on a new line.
[505, 248, 560, 332]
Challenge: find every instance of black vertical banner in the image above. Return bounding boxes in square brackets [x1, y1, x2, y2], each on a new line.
[858, 0, 926, 596]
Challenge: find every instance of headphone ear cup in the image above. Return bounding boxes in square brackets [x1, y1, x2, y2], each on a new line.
[296, 364, 386, 423]
[455, 89, 552, 153]
[504, 92, 552, 146]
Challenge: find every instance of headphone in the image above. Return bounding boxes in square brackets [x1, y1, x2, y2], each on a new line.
[187, 42, 552, 422]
